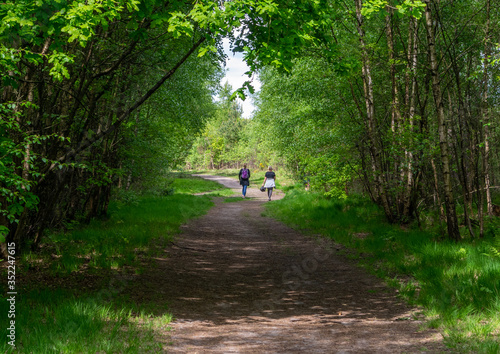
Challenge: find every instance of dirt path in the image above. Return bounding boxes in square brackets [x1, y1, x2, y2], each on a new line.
[133, 175, 447, 353]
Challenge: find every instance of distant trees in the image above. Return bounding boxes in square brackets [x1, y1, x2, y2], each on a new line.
[187, 83, 248, 170]
[119, 56, 222, 190]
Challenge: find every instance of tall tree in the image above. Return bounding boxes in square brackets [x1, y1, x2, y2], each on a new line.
[422, 0, 460, 240]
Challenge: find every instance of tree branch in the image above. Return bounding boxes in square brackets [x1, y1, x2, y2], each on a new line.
[42, 36, 206, 178]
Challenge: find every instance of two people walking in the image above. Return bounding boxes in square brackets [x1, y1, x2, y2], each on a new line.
[238, 165, 276, 201]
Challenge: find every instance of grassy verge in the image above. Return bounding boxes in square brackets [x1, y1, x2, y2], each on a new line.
[188, 168, 241, 178]
[265, 189, 500, 353]
[171, 173, 234, 196]
[0, 175, 228, 353]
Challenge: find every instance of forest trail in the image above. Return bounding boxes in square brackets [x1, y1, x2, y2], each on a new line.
[132, 175, 447, 353]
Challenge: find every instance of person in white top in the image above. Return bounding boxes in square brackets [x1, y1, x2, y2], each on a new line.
[262, 166, 276, 201]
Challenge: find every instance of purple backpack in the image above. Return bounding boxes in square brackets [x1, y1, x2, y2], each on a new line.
[241, 169, 249, 179]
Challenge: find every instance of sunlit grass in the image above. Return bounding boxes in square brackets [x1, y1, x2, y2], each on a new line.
[0, 288, 166, 353]
[188, 168, 240, 177]
[265, 189, 500, 351]
[172, 176, 229, 195]
[40, 194, 214, 273]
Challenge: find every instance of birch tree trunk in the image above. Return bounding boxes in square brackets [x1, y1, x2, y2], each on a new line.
[423, 0, 460, 241]
[355, 0, 394, 222]
[386, 10, 401, 134]
[481, 0, 492, 222]
[402, 16, 418, 219]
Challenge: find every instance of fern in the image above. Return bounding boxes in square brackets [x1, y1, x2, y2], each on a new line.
[485, 237, 500, 259]
[488, 245, 500, 259]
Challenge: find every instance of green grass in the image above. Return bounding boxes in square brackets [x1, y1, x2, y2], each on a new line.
[265, 189, 500, 352]
[188, 168, 240, 178]
[0, 175, 227, 352]
[44, 193, 215, 273]
[1, 289, 167, 353]
[171, 174, 234, 196]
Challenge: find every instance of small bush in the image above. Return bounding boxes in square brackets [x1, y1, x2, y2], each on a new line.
[113, 189, 140, 206]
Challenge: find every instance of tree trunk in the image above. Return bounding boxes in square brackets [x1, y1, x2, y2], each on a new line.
[355, 0, 394, 222]
[448, 91, 475, 238]
[386, 10, 401, 134]
[402, 16, 419, 219]
[481, 0, 492, 221]
[431, 158, 445, 220]
[423, 0, 460, 241]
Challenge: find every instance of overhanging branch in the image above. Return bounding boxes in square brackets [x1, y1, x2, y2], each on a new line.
[42, 36, 206, 178]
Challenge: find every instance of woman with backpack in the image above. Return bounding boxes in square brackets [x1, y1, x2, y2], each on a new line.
[262, 166, 276, 201]
[239, 164, 251, 198]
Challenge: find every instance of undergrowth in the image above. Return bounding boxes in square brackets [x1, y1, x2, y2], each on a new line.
[45, 194, 214, 273]
[265, 189, 500, 353]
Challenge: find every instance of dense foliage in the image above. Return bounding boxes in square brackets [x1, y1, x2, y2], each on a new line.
[0, 0, 219, 251]
[193, 0, 500, 241]
[0, 0, 323, 253]
[270, 0, 500, 240]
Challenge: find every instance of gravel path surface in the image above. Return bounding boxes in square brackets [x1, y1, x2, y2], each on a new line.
[133, 175, 448, 353]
